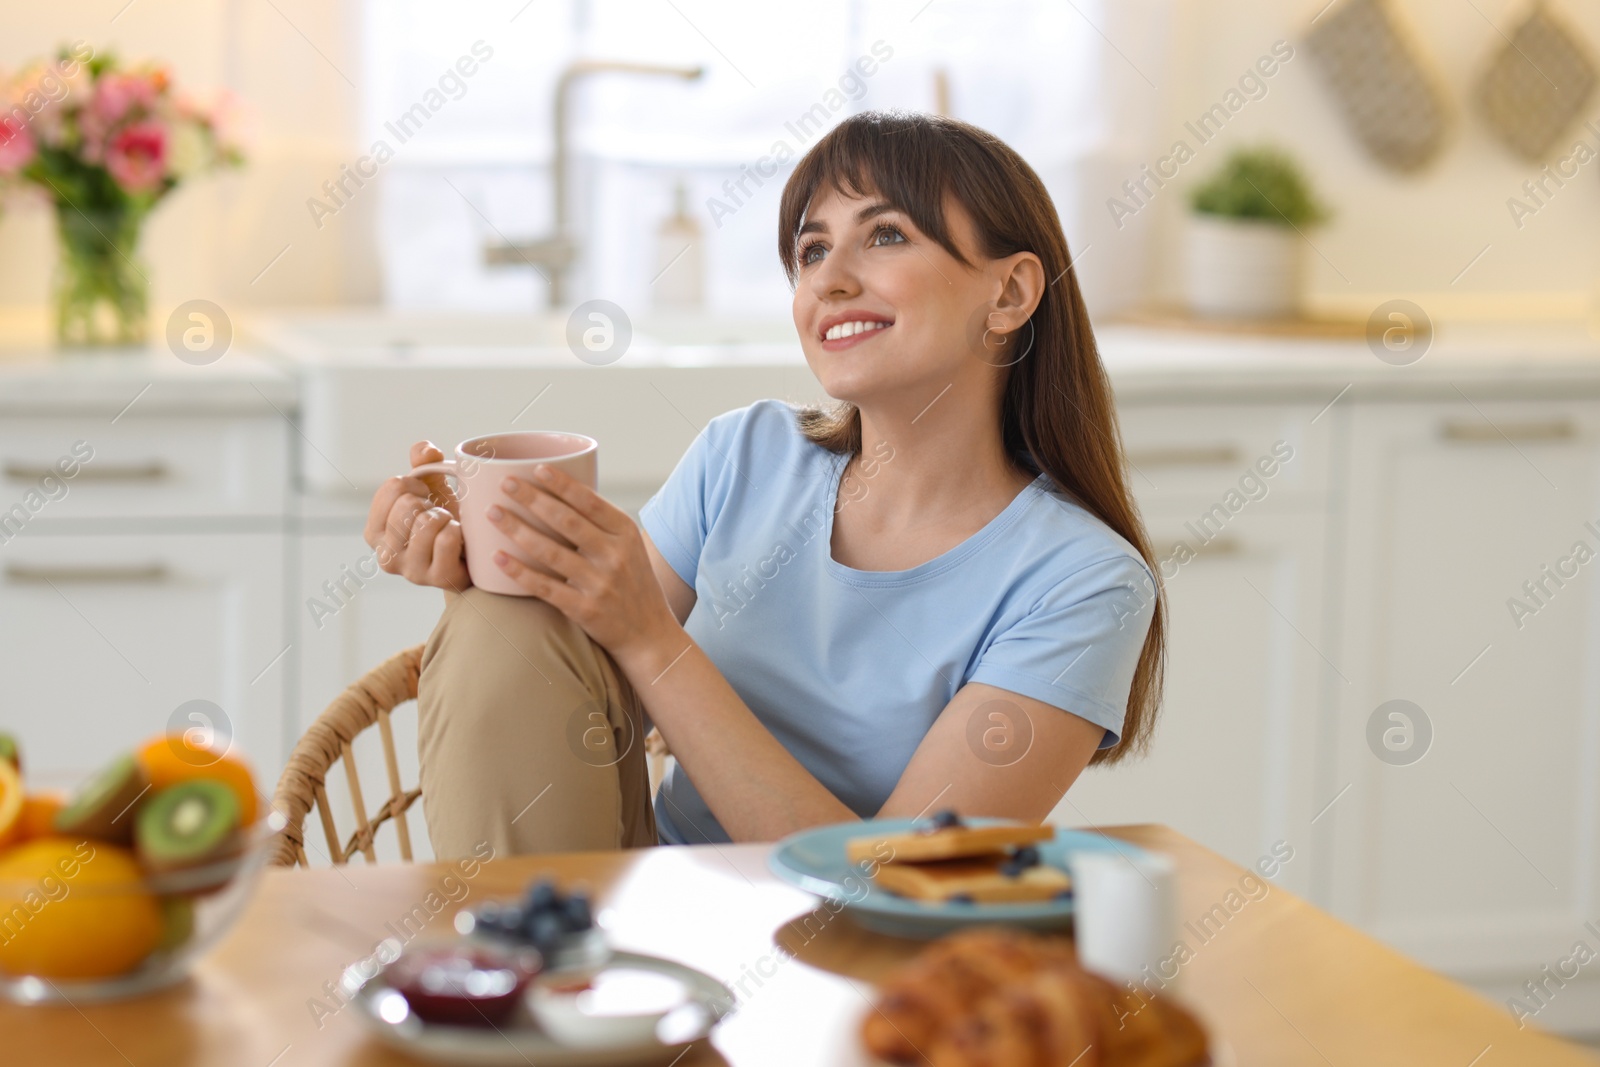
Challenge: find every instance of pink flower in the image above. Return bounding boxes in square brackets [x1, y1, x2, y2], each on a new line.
[90, 71, 158, 128]
[104, 121, 167, 193]
[0, 112, 36, 174]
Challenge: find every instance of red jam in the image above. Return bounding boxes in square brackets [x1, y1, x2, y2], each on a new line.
[385, 946, 541, 1027]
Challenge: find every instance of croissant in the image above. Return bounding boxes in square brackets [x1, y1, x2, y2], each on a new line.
[863, 928, 1209, 1067]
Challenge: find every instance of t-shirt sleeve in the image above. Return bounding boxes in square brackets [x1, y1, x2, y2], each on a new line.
[636, 406, 745, 590]
[968, 555, 1156, 750]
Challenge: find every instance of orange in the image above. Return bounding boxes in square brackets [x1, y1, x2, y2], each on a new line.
[0, 838, 162, 979]
[18, 793, 68, 842]
[0, 761, 22, 849]
[136, 734, 258, 826]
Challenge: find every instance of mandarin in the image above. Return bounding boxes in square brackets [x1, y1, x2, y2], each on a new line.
[136, 734, 258, 826]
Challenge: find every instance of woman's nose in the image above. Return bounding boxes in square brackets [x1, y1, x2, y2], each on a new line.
[809, 246, 861, 300]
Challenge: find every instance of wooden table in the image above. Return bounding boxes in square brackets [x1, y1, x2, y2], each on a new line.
[9, 826, 1596, 1066]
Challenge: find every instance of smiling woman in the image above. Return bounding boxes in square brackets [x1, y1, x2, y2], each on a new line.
[365, 109, 1165, 857]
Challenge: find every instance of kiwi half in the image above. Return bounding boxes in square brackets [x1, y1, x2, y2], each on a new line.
[54, 752, 150, 844]
[137, 779, 242, 874]
[0, 732, 18, 772]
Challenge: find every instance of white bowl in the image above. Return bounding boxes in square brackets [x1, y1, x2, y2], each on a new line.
[529, 966, 691, 1048]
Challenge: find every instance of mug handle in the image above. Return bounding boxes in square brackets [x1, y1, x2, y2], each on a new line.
[409, 459, 461, 508]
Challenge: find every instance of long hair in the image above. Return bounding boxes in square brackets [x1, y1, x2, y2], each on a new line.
[776, 109, 1164, 765]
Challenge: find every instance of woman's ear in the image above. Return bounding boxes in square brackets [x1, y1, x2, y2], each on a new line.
[990, 251, 1045, 334]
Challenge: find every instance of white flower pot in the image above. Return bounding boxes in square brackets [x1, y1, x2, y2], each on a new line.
[1184, 214, 1304, 320]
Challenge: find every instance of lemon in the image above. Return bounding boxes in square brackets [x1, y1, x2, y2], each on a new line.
[0, 838, 162, 979]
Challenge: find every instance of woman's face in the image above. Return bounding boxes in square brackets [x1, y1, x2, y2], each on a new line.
[791, 183, 1011, 410]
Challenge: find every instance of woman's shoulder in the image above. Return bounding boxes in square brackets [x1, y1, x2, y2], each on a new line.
[702, 398, 825, 464]
[1015, 477, 1155, 593]
[706, 397, 806, 435]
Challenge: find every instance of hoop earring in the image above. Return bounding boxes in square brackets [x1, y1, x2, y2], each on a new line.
[981, 316, 1035, 368]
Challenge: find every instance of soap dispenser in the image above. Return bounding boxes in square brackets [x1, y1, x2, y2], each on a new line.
[652, 179, 704, 312]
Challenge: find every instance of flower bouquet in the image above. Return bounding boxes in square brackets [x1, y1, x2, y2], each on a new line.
[0, 44, 244, 347]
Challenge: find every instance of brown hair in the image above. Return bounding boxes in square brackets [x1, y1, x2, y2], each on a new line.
[777, 109, 1163, 765]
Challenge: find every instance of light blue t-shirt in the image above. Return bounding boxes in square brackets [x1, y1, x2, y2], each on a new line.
[637, 399, 1156, 846]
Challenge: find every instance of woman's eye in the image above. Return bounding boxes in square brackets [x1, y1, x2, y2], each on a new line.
[871, 225, 906, 247]
[800, 242, 826, 266]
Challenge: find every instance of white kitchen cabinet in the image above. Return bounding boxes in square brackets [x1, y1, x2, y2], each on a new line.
[1059, 507, 1330, 901]
[1330, 400, 1600, 991]
[0, 415, 288, 520]
[0, 530, 287, 781]
[1056, 402, 1338, 899]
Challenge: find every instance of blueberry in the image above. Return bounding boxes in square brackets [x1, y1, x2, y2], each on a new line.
[562, 891, 592, 932]
[1011, 846, 1040, 867]
[948, 893, 975, 905]
[523, 878, 558, 914]
[473, 902, 521, 938]
[1053, 888, 1073, 901]
[528, 911, 566, 950]
[929, 810, 964, 830]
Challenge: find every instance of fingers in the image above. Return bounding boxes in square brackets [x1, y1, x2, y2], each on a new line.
[398, 506, 454, 584]
[498, 477, 595, 550]
[425, 514, 469, 589]
[366, 479, 430, 555]
[409, 440, 445, 467]
[486, 503, 597, 585]
[512, 467, 623, 535]
[408, 440, 458, 513]
[494, 551, 580, 612]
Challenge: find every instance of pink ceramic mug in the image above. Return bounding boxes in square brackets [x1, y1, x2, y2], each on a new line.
[409, 430, 598, 596]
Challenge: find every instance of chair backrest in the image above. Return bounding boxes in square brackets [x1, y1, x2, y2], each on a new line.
[270, 643, 673, 867]
[269, 645, 424, 867]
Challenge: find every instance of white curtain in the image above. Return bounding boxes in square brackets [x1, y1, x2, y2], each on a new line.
[363, 0, 1174, 316]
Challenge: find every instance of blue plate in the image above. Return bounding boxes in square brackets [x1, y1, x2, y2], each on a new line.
[768, 818, 1150, 939]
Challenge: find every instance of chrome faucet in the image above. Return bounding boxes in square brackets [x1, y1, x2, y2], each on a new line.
[484, 60, 705, 307]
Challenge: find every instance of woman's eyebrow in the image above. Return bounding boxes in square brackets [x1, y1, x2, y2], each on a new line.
[797, 200, 899, 238]
[854, 200, 897, 223]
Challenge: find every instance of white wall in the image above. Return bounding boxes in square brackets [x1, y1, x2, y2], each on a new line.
[0, 0, 379, 325]
[1133, 0, 1600, 318]
[1, 0, 1596, 323]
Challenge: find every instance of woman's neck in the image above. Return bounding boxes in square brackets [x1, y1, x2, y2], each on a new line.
[846, 388, 1033, 534]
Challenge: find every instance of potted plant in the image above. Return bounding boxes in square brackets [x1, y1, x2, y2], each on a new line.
[0, 46, 243, 347]
[1185, 147, 1328, 320]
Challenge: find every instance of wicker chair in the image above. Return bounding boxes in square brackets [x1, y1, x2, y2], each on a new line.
[269, 644, 671, 867]
[269, 645, 425, 867]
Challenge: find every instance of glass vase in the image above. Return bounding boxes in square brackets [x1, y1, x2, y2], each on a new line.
[53, 204, 150, 347]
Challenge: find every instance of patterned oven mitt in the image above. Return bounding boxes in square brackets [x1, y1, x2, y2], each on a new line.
[1476, 0, 1597, 161]
[1304, 0, 1453, 173]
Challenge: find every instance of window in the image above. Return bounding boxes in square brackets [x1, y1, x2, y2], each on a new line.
[361, 0, 1166, 314]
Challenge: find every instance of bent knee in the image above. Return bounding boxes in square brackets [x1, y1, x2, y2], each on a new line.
[425, 586, 590, 670]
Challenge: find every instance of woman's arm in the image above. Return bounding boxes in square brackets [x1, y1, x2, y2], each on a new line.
[642, 531, 696, 625]
[875, 682, 1104, 823]
[487, 465, 1103, 841]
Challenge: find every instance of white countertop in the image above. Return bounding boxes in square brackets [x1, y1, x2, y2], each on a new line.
[2, 314, 1598, 413]
[0, 343, 297, 416]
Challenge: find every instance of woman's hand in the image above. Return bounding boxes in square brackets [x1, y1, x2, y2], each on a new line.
[487, 464, 681, 659]
[362, 441, 471, 591]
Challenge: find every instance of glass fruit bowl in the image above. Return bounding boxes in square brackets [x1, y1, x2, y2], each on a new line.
[0, 811, 285, 1004]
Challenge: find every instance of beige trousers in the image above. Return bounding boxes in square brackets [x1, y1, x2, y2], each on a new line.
[416, 586, 657, 859]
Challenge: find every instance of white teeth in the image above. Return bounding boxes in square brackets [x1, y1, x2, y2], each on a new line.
[824, 320, 889, 341]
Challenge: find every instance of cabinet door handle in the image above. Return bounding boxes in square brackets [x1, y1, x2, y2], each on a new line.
[2, 461, 169, 482]
[1126, 445, 1242, 467]
[1159, 536, 1242, 560]
[1439, 419, 1576, 443]
[4, 563, 171, 584]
